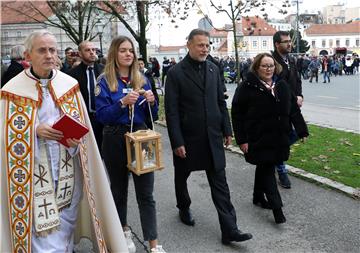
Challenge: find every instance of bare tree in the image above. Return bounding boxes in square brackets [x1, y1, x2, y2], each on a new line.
[196, 0, 289, 81]
[3, 0, 113, 45]
[100, 0, 195, 63]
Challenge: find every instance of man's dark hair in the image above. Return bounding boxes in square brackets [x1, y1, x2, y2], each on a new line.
[187, 29, 210, 41]
[273, 30, 290, 48]
[64, 47, 73, 53]
[138, 57, 144, 62]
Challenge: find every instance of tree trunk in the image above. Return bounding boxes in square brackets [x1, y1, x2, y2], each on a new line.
[137, 1, 147, 63]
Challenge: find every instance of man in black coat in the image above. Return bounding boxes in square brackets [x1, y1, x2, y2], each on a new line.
[272, 31, 303, 189]
[67, 41, 104, 153]
[165, 28, 252, 245]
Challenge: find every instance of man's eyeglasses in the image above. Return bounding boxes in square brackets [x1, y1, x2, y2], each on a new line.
[260, 64, 275, 70]
[279, 40, 292, 44]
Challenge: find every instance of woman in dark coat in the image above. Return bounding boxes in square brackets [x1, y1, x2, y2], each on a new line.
[231, 52, 309, 224]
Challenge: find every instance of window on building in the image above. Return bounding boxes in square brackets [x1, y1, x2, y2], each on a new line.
[252, 40, 257, 48]
[312, 40, 316, 47]
[346, 39, 350, 47]
[336, 39, 340, 46]
[262, 40, 267, 48]
[329, 39, 333, 47]
[322, 40, 326, 47]
[356, 39, 360, 47]
[17, 31, 21, 38]
[3, 31, 8, 41]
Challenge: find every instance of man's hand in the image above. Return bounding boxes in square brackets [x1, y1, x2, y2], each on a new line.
[297, 96, 303, 107]
[66, 138, 81, 148]
[174, 145, 186, 158]
[36, 123, 63, 140]
[240, 143, 248, 154]
[224, 136, 232, 147]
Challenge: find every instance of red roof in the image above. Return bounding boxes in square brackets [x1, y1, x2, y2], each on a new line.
[305, 21, 360, 35]
[1, 1, 52, 25]
[217, 39, 228, 52]
[158, 45, 186, 52]
[209, 28, 228, 38]
[241, 16, 277, 36]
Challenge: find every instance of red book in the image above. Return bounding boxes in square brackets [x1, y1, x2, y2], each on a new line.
[52, 113, 89, 148]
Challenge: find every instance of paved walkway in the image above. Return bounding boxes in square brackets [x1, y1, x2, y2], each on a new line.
[126, 125, 360, 253]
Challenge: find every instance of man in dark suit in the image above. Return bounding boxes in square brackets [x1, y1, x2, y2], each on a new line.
[68, 41, 104, 153]
[165, 29, 252, 245]
[272, 30, 304, 189]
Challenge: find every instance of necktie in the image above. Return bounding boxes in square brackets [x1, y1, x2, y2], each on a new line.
[88, 67, 95, 111]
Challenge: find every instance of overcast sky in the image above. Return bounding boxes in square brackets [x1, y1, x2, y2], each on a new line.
[149, 0, 359, 46]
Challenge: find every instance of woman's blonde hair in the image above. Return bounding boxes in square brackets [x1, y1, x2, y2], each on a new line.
[250, 52, 282, 75]
[103, 36, 144, 92]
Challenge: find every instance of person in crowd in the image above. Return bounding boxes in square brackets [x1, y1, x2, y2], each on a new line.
[1, 45, 26, 87]
[272, 30, 303, 189]
[331, 59, 340, 77]
[150, 57, 161, 78]
[231, 52, 308, 224]
[161, 56, 171, 87]
[353, 54, 359, 74]
[170, 57, 177, 66]
[207, 53, 228, 99]
[322, 55, 331, 83]
[60, 47, 75, 72]
[95, 36, 165, 253]
[55, 56, 63, 70]
[0, 30, 127, 253]
[344, 55, 354, 75]
[308, 57, 320, 83]
[68, 41, 104, 154]
[165, 28, 253, 245]
[138, 57, 159, 129]
[296, 55, 304, 79]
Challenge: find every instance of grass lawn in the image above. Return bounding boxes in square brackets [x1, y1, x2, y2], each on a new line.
[157, 97, 360, 188]
[288, 125, 360, 188]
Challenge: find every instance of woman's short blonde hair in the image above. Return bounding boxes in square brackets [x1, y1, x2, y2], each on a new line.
[250, 52, 282, 75]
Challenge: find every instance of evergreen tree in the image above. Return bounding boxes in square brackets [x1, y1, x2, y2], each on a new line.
[290, 29, 310, 53]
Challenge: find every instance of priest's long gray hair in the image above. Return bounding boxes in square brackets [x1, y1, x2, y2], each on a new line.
[24, 30, 57, 52]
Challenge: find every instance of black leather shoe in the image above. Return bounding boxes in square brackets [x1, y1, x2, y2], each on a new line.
[222, 230, 253, 245]
[253, 196, 271, 209]
[273, 208, 286, 224]
[179, 209, 195, 226]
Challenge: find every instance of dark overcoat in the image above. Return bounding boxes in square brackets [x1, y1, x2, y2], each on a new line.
[231, 71, 308, 165]
[165, 54, 232, 171]
[67, 62, 104, 112]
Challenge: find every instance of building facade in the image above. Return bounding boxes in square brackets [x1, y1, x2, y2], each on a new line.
[303, 21, 360, 56]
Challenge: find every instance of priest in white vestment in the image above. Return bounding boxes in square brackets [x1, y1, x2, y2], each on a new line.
[0, 30, 128, 253]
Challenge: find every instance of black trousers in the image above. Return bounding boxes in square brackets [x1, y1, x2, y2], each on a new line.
[253, 164, 283, 209]
[89, 112, 103, 155]
[174, 155, 238, 235]
[102, 124, 157, 241]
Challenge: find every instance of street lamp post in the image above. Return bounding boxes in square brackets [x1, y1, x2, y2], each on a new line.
[98, 31, 103, 57]
[292, 0, 303, 54]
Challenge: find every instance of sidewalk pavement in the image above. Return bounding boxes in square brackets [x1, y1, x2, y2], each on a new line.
[126, 124, 360, 253]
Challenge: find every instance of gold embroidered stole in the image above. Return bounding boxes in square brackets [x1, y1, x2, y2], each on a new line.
[5, 101, 35, 253]
[33, 141, 75, 236]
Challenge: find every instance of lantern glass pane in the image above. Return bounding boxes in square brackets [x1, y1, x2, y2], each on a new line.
[130, 141, 136, 168]
[142, 140, 157, 169]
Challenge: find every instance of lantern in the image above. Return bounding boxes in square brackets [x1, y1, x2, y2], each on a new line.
[125, 130, 164, 175]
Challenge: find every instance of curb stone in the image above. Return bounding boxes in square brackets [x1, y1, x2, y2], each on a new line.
[155, 120, 359, 200]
